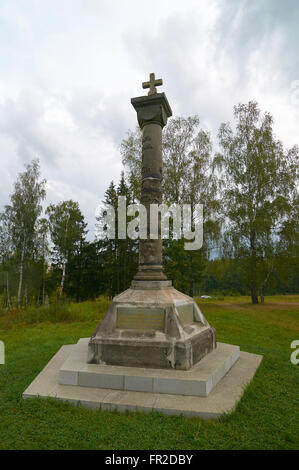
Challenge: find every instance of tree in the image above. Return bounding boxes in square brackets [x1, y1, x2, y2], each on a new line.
[120, 129, 142, 201]
[96, 181, 118, 297]
[67, 241, 103, 301]
[96, 175, 138, 297]
[36, 218, 49, 304]
[1, 160, 46, 306]
[275, 193, 299, 293]
[46, 200, 87, 297]
[116, 172, 138, 292]
[0, 214, 13, 308]
[216, 101, 298, 303]
[121, 115, 218, 206]
[121, 116, 220, 295]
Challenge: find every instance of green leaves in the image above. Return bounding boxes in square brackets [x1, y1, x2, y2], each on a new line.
[217, 101, 299, 302]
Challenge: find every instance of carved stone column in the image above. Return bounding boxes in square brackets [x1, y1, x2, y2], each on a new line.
[131, 93, 172, 281]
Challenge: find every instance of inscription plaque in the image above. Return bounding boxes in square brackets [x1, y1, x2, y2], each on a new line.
[116, 307, 165, 330]
[176, 304, 194, 326]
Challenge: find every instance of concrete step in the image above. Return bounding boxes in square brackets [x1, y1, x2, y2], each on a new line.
[59, 338, 240, 397]
[23, 343, 262, 420]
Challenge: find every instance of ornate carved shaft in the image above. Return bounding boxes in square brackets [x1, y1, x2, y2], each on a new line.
[131, 92, 172, 281]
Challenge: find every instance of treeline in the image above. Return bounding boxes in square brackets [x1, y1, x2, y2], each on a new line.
[0, 101, 298, 306]
[0, 165, 138, 307]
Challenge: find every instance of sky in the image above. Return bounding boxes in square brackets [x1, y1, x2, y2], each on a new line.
[0, 0, 298, 238]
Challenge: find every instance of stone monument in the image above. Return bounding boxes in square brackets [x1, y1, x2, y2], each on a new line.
[23, 74, 262, 419]
[87, 73, 216, 370]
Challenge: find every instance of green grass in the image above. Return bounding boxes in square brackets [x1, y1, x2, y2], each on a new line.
[0, 296, 298, 449]
[0, 297, 111, 328]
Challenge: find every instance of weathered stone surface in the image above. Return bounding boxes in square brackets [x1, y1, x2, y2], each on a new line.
[142, 72, 163, 96]
[88, 283, 216, 370]
[88, 78, 217, 369]
[131, 92, 172, 130]
[177, 304, 194, 326]
[62, 338, 236, 396]
[116, 306, 165, 330]
[131, 92, 172, 282]
[131, 280, 172, 290]
[23, 342, 263, 419]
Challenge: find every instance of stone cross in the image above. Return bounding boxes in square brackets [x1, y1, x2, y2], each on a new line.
[142, 72, 163, 96]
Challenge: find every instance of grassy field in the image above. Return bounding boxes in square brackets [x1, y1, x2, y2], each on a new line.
[0, 295, 298, 450]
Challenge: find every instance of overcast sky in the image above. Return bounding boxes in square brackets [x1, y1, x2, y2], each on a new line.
[0, 0, 298, 238]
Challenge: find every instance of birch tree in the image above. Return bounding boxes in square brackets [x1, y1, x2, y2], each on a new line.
[121, 116, 220, 295]
[46, 200, 87, 297]
[0, 214, 13, 308]
[36, 218, 49, 304]
[216, 101, 298, 303]
[1, 160, 46, 306]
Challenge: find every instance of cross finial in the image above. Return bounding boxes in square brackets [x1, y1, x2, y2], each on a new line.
[142, 73, 163, 96]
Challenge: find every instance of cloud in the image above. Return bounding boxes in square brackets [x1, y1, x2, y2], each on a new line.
[0, 88, 123, 232]
[124, 0, 299, 146]
[0, 0, 298, 237]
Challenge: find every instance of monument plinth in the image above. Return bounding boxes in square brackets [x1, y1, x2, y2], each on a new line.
[87, 74, 216, 370]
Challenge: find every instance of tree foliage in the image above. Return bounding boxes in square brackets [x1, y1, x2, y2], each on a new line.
[216, 101, 298, 302]
[0, 104, 298, 307]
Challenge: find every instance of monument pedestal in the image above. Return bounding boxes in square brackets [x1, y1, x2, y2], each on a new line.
[88, 281, 216, 370]
[61, 339, 239, 396]
[23, 338, 262, 419]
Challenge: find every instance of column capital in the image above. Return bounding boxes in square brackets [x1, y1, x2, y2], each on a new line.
[131, 92, 172, 129]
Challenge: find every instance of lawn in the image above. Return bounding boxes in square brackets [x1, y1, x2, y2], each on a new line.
[0, 296, 298, 450]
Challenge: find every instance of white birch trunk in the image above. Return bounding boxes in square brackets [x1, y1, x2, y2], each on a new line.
[42, 235, 46, 305]
[17, 232, 26, 307]
[60, 261, 66, 297]
[59, 214, 69, 298]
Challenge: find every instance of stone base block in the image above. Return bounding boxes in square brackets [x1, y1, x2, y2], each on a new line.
[59, 338, 240, 397]
[23, 343, 263, 420]
[88, 284, 216, 370]
[89, 326, 216, 370]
